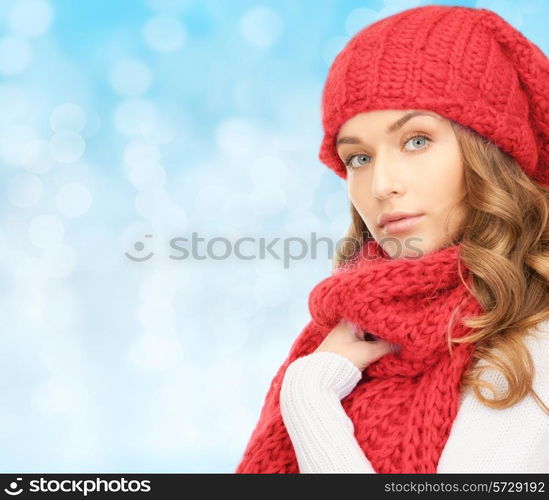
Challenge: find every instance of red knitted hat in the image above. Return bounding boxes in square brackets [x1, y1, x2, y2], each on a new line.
[318, 5, 549, 187]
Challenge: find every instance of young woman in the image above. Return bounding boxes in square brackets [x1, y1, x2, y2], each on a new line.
[235, 5, 549, 473]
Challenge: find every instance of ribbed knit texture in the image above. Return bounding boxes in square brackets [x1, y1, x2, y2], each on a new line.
[235, 239, 485, 474]
[318, 5, 549, 187]
[279, 326, 549, 474]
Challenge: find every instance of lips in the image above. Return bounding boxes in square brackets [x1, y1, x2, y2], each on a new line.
[378, 210, 422, 229]
[384, 216, 408, 225]
[379, 212, 423, 228]
[381, 214, 424, 235]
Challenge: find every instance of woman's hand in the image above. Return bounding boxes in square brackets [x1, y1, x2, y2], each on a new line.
[313, 320, 395, 371]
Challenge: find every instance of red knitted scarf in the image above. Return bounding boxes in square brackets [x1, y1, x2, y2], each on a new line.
[236, 239, 484, 473]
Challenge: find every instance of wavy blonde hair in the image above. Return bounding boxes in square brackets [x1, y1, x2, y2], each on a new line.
[332, 121, 549, 415]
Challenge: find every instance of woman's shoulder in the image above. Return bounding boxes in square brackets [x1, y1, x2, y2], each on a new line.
[441, 319, 549, 472]
[459, 319, 549, 400]
[472, 318, 549, 371]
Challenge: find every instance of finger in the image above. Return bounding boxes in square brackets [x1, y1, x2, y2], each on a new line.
[342, 321, 369, 341]
[350, 323, 365, 340]
[338, 320, 361, 339]
[365, 339, 394, 357]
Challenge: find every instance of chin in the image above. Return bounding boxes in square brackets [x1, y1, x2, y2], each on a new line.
[377, 235, 428, 260]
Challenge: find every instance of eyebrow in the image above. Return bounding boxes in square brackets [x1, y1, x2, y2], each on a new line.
[336, 111, 440, 147]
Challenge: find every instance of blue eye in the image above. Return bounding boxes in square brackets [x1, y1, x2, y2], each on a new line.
[344, 133, 432, 170]
[345, 153, 371, 169]
[404, 135, 429, 151]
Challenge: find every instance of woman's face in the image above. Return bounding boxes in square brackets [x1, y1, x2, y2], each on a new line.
[336, 109, 468, 258]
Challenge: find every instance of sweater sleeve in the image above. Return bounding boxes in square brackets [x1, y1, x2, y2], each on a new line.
[280, 322, 549, 474]
[279, 351, 376, 473]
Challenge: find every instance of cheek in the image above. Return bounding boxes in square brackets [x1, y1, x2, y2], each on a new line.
[427, 176, 465, 207]
[446, 173, 466, 205]
[422, 163, 467, 229]
[348, 181, 376, 222]
[348, 180, 372, 210]
[418, 152, 465, 203]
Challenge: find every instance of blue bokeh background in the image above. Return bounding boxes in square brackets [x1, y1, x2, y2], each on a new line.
[1, 0, 547, 472]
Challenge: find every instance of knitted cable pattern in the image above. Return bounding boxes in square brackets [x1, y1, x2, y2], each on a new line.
[235, 239, 485, 473]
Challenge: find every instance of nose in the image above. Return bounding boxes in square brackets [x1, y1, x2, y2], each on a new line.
[370, 152, 405, 199]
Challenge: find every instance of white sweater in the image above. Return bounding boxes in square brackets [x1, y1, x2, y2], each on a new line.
[279, 319, 549, 473]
